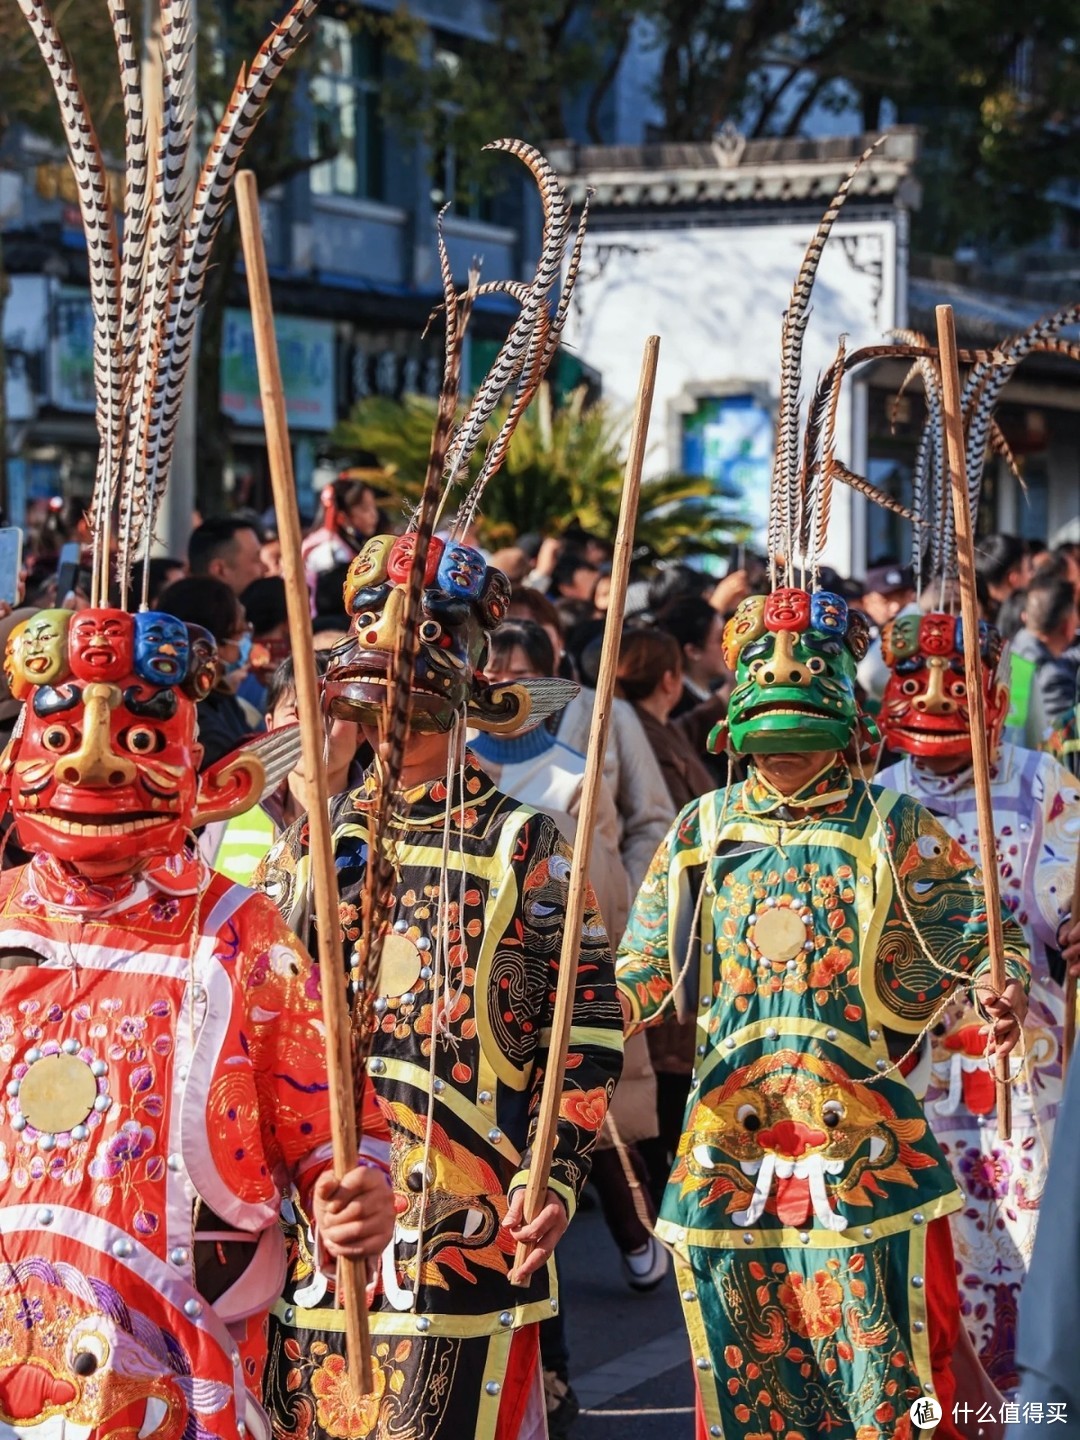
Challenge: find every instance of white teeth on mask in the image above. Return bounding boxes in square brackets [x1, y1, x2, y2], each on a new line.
[773, 1158, 795, 1179]
[868, 1134, 887, 1162]
[732, 1151, 776, 1226]
[693, 1145, 719, 1171]
[137, 1398, 169, 1440]
[823, 1157, 845, 1175]
[737, 1156, 761, 1176]
[806, 1152, 847, 1232]
[394, 1222, 419, 1244]
[381, 1237, 413, 1312]
[463, 1208, 484, 1239]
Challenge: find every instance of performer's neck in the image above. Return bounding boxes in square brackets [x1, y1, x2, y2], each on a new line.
[362, 724, 455, 790]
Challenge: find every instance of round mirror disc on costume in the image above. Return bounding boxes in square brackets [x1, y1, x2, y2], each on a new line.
[378, 934, 424, 999]
[18, 1053, 97, 1134]
[750, 906, 809, 964]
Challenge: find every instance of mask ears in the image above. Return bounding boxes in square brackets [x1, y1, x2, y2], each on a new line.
[193, 750, 265, 826]
[987, 681, 1009, 751]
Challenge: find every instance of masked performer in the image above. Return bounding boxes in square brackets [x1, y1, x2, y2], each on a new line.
[874, 309, 1080, 1393]
[0, 6, 394, 1438]
[256, 144, 624, 1440]
[615, 152, 1031, 1440]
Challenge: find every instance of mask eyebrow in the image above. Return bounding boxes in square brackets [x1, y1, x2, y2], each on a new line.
[123, 686, 178, 720]
[33, 685, 81, 717]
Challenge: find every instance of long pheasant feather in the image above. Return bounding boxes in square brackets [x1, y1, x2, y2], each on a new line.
[443, 140, 571, 486]
[131, 0, 318, 572]
[771, 136, 886, 566]
[17, 0, 122, 600]
[117, 0, 196, 579]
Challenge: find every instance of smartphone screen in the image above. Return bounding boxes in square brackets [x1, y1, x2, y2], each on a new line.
[0, 528, 23, 607]
[55, 541, 82, 600]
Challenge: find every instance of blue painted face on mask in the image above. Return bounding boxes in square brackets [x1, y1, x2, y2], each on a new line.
[133, 611, 191, 688]
[222, 630, 253, 676]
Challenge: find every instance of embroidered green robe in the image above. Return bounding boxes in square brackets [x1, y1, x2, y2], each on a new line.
[617, 762, 1029, 1440]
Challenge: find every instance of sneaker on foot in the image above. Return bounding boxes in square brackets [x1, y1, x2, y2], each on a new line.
[621, 1235, 669, 1292]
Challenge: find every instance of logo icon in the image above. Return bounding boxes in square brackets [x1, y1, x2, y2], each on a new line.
[909, 1396, 943, 1429]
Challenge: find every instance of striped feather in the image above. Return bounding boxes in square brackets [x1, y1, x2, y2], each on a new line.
[830, 461, 923, 523]
[962, 302, 1080, 497]
[129, 0, 318, 573]
[456, 195, 591, 535]
[812, 336, 846, 568]
[17, 0, 122, 595]
[117, 0, 196, 578]
[771, 135, 886, 562]
[443, 140, 571, 485]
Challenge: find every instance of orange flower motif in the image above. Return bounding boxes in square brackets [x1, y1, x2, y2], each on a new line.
[311, 1352, 386, 1437]
[561, 1087, 609, 1131]
[721, 957, 756, 995]
[808, 946, 849, 989]
[777, 1270, 844, 1340]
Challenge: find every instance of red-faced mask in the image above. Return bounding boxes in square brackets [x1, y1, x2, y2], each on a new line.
[880, 611, 1007, 760]
[0, 609, 259, 871]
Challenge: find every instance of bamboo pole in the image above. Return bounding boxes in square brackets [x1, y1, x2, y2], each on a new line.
[935, 304, 1012, 1140]
[1063, 865, 1079, 1074]
[511, 335, 660, 1283]
[235, 171, 372, 1393]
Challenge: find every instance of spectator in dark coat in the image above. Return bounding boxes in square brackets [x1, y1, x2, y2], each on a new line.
[156, 576, 258, 771]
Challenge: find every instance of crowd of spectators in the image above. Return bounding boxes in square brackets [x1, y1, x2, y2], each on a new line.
[2, 483, 1079, 1437]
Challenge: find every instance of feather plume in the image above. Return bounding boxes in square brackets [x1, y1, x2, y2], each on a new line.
[829, 461, 923, 523]
[455, 196, 591, 536]
[127, 0, 318, 575]
[117, 0, 197, 580]
[443, 140, 572, 488]
[812, 336, 846, 572]
[962, 302, 1080, 495]
[17, 0, 122, 604]
[770, 135, 886, 567]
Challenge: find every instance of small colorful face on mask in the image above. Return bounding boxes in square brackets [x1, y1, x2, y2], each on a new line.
[134, 612, 190, 687]
[325, 532, 524, 733]
[182, 626, 218, 702]
[17, 610, 71, 687]
[0, 607, 206, 868]
[344, 536, 395, 609]
[722, 596, 767, 670]
[438, 544, 487, 600]
[386, 532, 443, 588]
[69, 610, 135, 683]
[722, 588, 866, 754]
[881, 611, 1006, 759]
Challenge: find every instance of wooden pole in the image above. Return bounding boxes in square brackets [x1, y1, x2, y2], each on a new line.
[511, 335, 660, 1283]
[1063, 864, 1080, 1074]
[235, 171, 373, 1393]
[935, 304, 1012, 1140]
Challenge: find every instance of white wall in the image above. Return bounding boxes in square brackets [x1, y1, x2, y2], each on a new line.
[562, 212, 900, 575]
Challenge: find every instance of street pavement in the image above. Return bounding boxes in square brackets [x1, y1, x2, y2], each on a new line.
[561, 1195, 695, 1439]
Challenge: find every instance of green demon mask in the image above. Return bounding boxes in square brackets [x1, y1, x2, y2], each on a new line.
[717, 588, 871, 754]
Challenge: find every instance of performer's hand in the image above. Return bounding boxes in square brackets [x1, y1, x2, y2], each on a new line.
[974, 977, 1027, 1058]
[503, 1187, 568, 1284]
[709, 568, 750, 615]
[312, 1164, 395, 1261]
[1059, 916, 1080, 976]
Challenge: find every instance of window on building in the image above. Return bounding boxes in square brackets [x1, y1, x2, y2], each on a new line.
[429, 34, 496, 223]
[310, 17, 384, 202]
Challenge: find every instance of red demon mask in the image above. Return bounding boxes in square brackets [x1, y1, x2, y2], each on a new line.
[0, 610, 260, 874]
[880, 611, 1007, 760]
